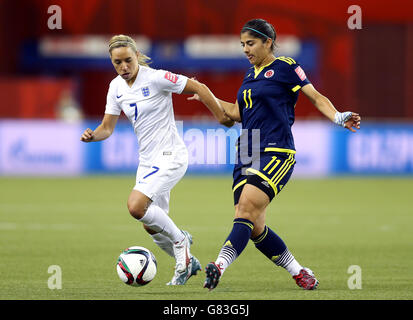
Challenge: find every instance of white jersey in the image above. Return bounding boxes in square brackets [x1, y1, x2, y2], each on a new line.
[105, 66, 188, 165]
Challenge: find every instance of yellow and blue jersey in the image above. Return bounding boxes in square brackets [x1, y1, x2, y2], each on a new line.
[232, 57, 310, 204]
[236, 56, 310, 155]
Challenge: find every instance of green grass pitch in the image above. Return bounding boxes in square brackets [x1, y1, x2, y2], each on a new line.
[0, 175, 412, 300]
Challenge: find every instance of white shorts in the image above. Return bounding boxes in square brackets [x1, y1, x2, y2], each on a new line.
[133, 149, 188, 214]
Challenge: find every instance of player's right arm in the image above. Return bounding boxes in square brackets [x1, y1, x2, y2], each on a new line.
[80, 114, 119, 142]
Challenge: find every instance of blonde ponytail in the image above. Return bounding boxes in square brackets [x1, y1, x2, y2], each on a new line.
[108, 35, 151, 66]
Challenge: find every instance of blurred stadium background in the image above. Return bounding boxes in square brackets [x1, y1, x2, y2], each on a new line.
[0, 0, 412, 176]
[1, 0, 413, 301]
[0, 0, 413, 177]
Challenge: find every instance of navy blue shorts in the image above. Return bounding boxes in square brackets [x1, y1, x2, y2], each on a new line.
[232, 150, 296, 205]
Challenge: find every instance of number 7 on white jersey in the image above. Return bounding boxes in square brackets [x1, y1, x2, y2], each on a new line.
[129, 103, 138, 120]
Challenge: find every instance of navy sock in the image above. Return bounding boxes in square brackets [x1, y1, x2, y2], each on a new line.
[251, 226, 288, 263]
[216, 218, 254, 270]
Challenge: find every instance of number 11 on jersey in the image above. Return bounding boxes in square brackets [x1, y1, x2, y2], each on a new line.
[243, 89, 253, 109]
[129, 103, 138, 120]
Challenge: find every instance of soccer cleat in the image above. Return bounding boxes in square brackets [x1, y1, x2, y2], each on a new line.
[203, 262, 222, 291]
[293, 267, 319, 290]
[181, 230, 193, 246]
[166, 256, 202, 285]
[173, 232, 192, 273]
[167, 231, 200, 285]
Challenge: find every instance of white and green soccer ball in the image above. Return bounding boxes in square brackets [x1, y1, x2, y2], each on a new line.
[116, 246, 157, 286]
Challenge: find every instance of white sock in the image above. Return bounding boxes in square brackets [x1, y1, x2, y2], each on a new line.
[273, 249, 303, 276]
[214, 257, 230, 275]
[284, 258, 303, 276]
[152, 233, 174, 257]
[139, 205, 184, 243]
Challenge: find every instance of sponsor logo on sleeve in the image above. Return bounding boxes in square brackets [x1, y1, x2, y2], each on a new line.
[294, 66, 307, 81]
[164, 71, 178, 84]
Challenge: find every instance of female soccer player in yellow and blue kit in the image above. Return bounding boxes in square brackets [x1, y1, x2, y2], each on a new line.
[196, 19, 361, 290]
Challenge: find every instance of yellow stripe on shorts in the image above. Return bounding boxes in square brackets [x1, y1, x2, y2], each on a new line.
[264, 147, 296, 154]
[272, 154, 296, 187]
[233, 179, 247, 193]
[246, 168, 277, 195]
[269, 153, 293, 184]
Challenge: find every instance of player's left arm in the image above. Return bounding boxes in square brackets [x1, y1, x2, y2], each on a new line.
[301, 83, 361, 132]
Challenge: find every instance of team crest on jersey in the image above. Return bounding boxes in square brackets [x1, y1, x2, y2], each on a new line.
[164, 71, 178, 84]
[142, 86, 150, 97]
[264, 70, 274, 78]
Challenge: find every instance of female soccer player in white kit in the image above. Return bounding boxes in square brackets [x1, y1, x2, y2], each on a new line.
[80, 35, 233, 285]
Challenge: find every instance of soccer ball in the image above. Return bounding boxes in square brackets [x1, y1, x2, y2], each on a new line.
[116, 246, 157, 286]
